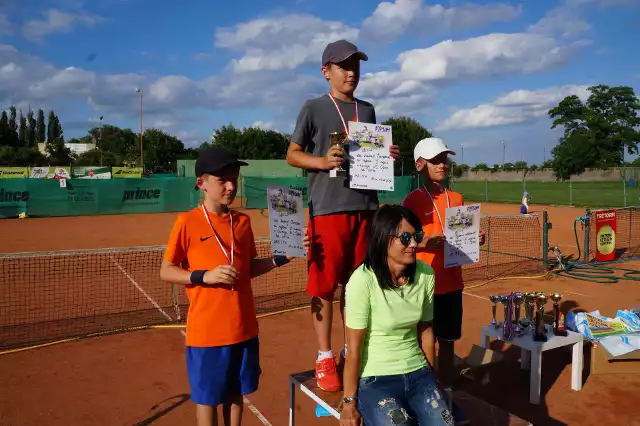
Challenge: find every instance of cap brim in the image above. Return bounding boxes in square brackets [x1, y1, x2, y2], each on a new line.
[332, 51, 369, 64]
[194, 160, 248, 190]
[421, 149, 456, 160]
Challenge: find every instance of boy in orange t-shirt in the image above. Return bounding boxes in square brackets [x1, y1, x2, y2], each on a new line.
[160, 147, 300, 426]
[402, 137, 485, 425]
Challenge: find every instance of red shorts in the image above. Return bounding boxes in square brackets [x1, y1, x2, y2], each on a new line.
[306, 210, 373, 298]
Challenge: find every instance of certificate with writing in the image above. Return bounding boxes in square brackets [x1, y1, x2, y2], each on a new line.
[347, 122, 394, 191]
[444, 204, 481, 268]
[267, 185, 305, 258]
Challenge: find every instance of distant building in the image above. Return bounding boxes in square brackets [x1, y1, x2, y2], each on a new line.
[38, 142, 96, 157]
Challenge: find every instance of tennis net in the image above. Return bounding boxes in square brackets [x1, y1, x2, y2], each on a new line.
[0, 213, 544, 351]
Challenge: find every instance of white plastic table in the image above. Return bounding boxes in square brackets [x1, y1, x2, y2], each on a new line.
[480, 325, 584, 404]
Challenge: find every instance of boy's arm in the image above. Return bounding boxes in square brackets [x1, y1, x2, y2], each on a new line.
[286, 101, 343, 171]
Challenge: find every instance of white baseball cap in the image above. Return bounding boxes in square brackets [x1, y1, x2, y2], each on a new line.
[413, 137, 456, 161]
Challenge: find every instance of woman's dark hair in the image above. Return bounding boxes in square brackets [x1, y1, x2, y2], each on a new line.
[362, 204, 423, 289]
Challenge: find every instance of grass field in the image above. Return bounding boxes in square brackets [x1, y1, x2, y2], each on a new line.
[451, 180, 640, 208]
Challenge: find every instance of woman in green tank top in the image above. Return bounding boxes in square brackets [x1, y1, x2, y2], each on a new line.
[340, 204, 453, 426]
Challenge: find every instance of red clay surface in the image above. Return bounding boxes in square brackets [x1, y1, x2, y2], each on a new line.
[1, 203, 639, 425]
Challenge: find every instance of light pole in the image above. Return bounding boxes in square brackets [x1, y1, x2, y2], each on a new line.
[461, 144, 464, 165]
[501, 141, 505, 169]
[99, 116, 103, 166]
[135, 88, 144, 170]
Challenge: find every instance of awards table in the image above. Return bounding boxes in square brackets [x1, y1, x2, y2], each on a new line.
[480, 325, 585, 404]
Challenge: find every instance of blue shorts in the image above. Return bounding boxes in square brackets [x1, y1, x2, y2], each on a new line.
[520, 205, 528, 214]
[186, 337, 261, 406]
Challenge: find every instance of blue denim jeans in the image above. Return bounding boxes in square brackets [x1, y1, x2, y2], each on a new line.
[357, 366, 453, 426]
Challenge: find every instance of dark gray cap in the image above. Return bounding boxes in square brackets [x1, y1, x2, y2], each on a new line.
[322, 40, 368, 66]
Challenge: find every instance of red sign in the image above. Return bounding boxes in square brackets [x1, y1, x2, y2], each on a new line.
[594, 209, 616, 262]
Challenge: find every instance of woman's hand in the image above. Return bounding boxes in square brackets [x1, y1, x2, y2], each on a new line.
[340, 402, 361, 426]
[479, 231, 487, 246]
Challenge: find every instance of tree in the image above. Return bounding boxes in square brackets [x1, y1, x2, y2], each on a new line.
[141, 128, 188, 172]
[514, 161, 528, 171]
[26, 110, 36, 147]
[211, 124, 289, 160]
[381, 116, 432, 176]
[74, 150, 118, 167]
[549, 85, 640, 180]
[45, 139, 74, 166]
[529, 164, 539, 172]
[8, 106, 18, 138]
[18, 111, 27, 144]
[471, 163, 490, 172]
[36, 109, 46, 143]
[46, 110, 63, 143]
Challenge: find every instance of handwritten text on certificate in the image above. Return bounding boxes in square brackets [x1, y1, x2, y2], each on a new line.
[267, 185, 306, 258]
[347, 122, 394, 192]
[444, 204, 481, 268]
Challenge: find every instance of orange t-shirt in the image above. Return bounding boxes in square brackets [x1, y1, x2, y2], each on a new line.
[402, 188, 465, 295]
[164, 207, 258, 347]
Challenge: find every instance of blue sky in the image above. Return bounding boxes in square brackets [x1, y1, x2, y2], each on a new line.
[0, 0, 639, 166]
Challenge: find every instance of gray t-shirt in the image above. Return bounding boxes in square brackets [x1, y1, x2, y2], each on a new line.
[291, 94, 379, 217]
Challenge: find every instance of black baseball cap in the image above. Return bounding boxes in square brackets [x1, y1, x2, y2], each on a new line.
[322, 40, 368, 66]
[194, 147, 247, 189]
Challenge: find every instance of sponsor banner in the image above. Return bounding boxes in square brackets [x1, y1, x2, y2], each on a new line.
[595, 209, 616, 262]
[29, 166, 71, 179]
[71, 166, 112, 179]
[0, 167, 29, 178]
[112, 167, 143, 178]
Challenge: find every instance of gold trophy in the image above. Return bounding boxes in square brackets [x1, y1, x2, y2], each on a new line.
[328, 132, 347, 177]
[522, 292, 536, 331]
[513, 293, 524, 336]
[533, 294, 549, 342]
[550, 293, 568, 336]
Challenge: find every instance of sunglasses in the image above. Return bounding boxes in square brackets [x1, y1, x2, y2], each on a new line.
[394, 231, 424, 246]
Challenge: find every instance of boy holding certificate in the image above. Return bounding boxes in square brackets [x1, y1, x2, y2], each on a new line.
[287, 39, 399, 392]
[401, 137, 486, 425]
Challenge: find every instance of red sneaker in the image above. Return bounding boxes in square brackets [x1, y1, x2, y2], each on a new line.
[315, 357, 342, 392]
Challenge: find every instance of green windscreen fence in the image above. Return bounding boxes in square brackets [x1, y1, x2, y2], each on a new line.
[243, 176, 420, 209]
[0, 178, 201, 218]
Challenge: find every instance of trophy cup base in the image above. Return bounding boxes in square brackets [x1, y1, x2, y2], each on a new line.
[554, 329, 568, 337]
[533, 333, 548, 342]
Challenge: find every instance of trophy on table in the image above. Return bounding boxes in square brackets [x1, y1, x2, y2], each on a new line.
[489, 295, 501, 328]
[328, 131, 348, 178]
[513, 293, 525, 336]
[533, 294, 549, 342]
[500, 295, 510, 326]
[550, 293, 568, 336]
[522, 292, 536, 331]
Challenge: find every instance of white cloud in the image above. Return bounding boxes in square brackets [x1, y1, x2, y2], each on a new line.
[193, 53, 214, 61]
[360, 0, 521, 43]
[0, 13, 12, 35]
[214, 13, 358, 72]
[436, 84, 590, 131]
[0, 43, 323, 139]
[356, 32, 586, 117]
[22, 9, 102, 42]
[251, 121, 276, 130]
[527, 2, 592, 38]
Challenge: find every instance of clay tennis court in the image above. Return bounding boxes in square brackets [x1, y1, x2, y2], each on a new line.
[1, 203, 639, 425]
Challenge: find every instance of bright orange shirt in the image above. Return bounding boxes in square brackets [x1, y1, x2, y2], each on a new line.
[402, 188, 465, 295]
[164, 207, 258, 347]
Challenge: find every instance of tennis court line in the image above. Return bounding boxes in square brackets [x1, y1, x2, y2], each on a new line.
[109, 256, 173, 322]
[176, 329, 272, 425]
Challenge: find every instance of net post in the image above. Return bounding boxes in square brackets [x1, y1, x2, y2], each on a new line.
[583, 208, 591, 263]
[172, 283, 181, 322]
[623, 176, 627, 208]
[485, 216, 492, 279]
[542, 211, 550, 267]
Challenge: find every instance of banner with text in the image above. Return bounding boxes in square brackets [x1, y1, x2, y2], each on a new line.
[0, 167, 29, 179]
[595, 209, 616, 262]
[29, 166, 71, 179]
[112, 167, 143, 178]
[0, 178, 201, 218]
[71, 166, 112, 179]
